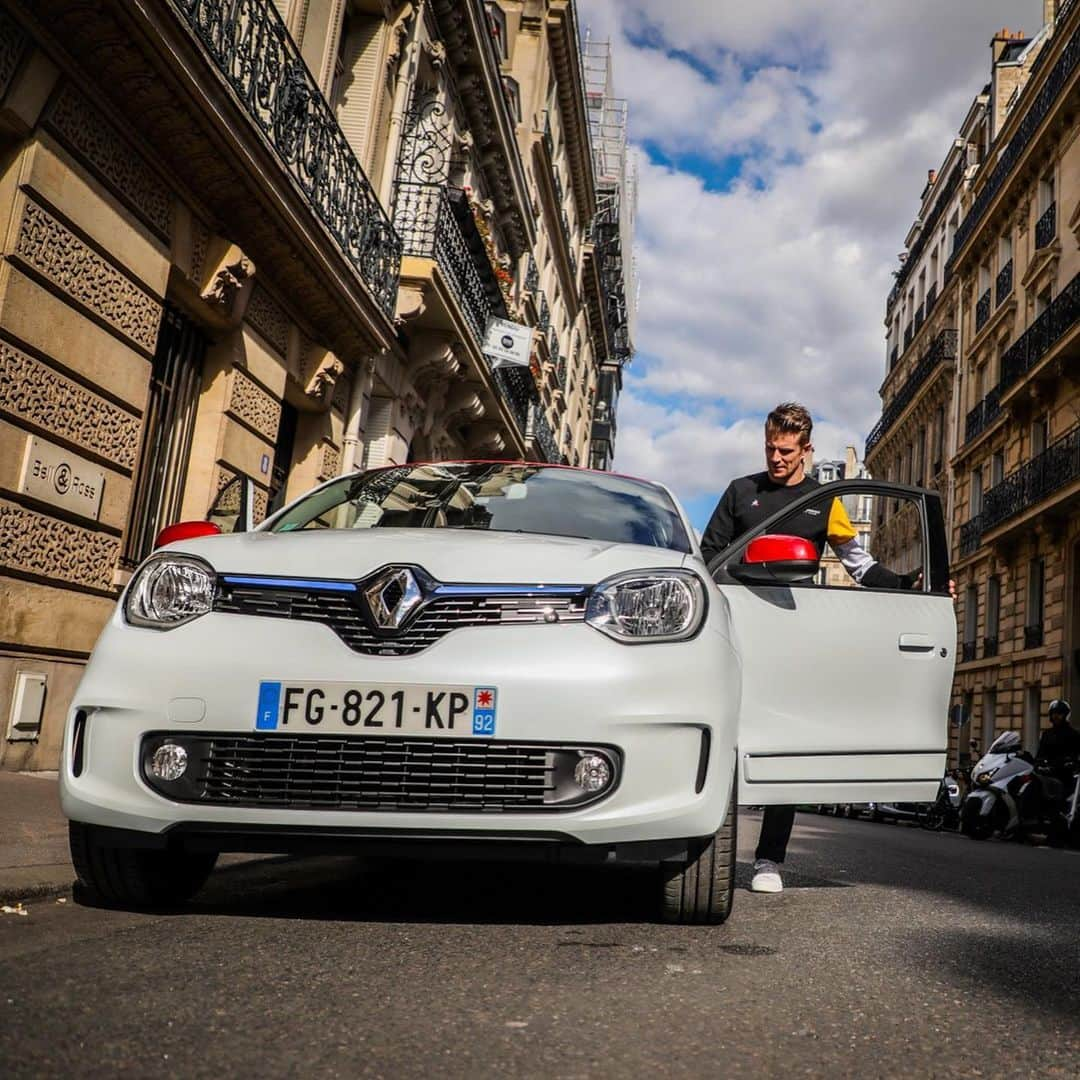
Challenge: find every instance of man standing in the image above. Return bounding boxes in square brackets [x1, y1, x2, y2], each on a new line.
[700, 402, 910, 894]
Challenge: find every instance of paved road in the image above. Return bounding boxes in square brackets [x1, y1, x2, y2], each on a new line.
[2, 811, 1078, 1079]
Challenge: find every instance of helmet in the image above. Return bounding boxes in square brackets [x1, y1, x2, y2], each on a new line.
[1048, 698, 1071, 719]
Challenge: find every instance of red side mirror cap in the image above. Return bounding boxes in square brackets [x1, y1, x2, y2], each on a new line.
[743, 534, 818, 564]
[154, 521, 222, 549]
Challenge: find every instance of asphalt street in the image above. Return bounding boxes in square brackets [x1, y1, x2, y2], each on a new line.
[2, 811, 1078, 1079]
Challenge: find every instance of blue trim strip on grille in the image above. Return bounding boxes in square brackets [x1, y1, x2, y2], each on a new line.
[222, 575, 357, 592]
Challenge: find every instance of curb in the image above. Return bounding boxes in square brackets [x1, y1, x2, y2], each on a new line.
[0, 865, 74, 904]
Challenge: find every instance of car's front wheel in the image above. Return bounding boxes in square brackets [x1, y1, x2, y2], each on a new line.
[660, 771, 737, 925]
[69, 822, 217, 907]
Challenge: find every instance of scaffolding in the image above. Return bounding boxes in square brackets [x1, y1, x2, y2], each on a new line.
[581, 34, 636, 365]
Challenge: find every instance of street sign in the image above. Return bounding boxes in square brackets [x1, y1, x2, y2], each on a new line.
[20, 436, 105, 522]
[482, 316, 533, 369]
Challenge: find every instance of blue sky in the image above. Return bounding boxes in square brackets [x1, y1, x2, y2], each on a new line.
[578, 0, 1045, 529]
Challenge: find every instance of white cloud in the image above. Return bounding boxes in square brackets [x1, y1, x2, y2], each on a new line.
[578, 0, 1045, 515]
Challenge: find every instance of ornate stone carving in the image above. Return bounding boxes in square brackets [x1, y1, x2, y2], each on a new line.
[318, 442, 341, 481]
[0, 340, 140, 470]
[394, 283, 427, 324]
[190, 218, 210, 285]
[245, 284, 289, 354]
[199, 243, 255, 323]
[14, 200, 162, 354]
[0, 504, 119, 591]
[0, 8, 29, 100]
[331, 372, 351, 414]
[423, 40, 447, 69]
[227, 368, 281, 442]
[253, 488, 268, 525]
[408, 331, 461, 385]
[299, 345, 344, 411]
[444, 385, 485, 427]
[44, 81, 172, 237]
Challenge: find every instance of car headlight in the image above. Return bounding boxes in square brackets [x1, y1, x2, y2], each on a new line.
[585, 569, 706, 644]
[124, 555, 216, 629]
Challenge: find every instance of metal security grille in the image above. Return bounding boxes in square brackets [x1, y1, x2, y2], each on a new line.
[198, 734, 556, 811]
[214, 586, 586, 655]
[123, 305, 208, 565]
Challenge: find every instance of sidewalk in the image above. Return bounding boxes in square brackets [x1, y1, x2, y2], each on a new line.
[0, 770, 73, 902]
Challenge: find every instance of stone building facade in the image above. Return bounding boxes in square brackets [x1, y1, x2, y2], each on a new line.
[0, 0, 635, 771]
[868, 0, 1080, 766]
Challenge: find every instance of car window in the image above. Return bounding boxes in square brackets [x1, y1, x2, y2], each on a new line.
[267, 463, 692, 552]
[735, 489, 926, 591]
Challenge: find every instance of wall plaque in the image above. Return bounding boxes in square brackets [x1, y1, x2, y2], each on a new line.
[20, 437, 105, 522]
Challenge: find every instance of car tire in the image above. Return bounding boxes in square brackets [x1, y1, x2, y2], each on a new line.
[69, 822, 217, 907]
[660, 771, 737, 926]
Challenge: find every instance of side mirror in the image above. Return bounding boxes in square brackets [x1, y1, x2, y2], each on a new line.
[727, 534, 819, 585]
[207, 473, 255, 534]
[154, 520, 222, 549]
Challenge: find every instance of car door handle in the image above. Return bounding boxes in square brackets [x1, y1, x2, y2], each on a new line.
[898, 634, 935, 653]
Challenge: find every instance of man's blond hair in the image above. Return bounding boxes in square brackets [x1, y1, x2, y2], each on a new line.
[765, 402, 813, 447]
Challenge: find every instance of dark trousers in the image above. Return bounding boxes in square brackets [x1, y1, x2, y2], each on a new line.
[754, 804, 796, 864]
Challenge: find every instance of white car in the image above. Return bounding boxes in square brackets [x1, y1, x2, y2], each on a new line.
[60, 462, 955, 923]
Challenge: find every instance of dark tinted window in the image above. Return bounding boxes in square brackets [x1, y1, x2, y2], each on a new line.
[268, 464, 690, 552]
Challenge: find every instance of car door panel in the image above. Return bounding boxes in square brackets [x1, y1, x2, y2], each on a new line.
[706, 480, 955, 805]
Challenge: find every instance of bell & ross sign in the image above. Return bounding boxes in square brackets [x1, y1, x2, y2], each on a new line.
[20, 436, 105, 522]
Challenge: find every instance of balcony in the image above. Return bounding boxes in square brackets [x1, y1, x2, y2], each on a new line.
[1024, 623, 1045, 650]
[171, 0, 401, 316]
[964, 385, 1002, 444]
[1035, 201, 1057, 250]
[525, 253, 539, 294]
[525, 401, 561, 464]
[925, 281, 938, 317]
[1000, 270, 1080, 389]
[995, 260, 1013, 306]
[949, 28, 1080, 264]
[865, 329, 957, 456]
[975, 288, 992, 332]
[959, 514, 984, 557]
[983, 636, 999, 658]
[537, 289, 551, 334]
[913, 303, 925, 333]
[980, 423, 1080, 534]
[903, 322, 913, 350]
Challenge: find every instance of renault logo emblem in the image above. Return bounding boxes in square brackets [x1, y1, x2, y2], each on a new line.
[363, 567, 423, 630]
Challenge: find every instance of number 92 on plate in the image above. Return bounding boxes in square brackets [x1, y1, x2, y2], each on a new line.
[256, 681, 498, 737]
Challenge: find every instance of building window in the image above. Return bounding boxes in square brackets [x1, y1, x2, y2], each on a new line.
[123, 305, 208, 565]
[985, 575, 1000, 656]
[485, 2, 509, 63]
[1031, 414, 1048, 457]
[990, 449, 1004, 487]
[962, 585, 978, 662]
[1025, 558, 1045, 649]
[1023, 685, 1041, 754]
[969, 467, 983, 517]
[932, 405, 945, 472]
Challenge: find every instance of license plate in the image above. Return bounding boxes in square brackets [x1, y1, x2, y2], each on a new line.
[255, 681, 498, 737]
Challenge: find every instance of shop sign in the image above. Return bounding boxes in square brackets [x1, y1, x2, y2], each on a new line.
[20, 436, 105, 522]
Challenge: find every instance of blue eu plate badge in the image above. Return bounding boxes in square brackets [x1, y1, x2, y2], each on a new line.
[472, 687, 497, 736]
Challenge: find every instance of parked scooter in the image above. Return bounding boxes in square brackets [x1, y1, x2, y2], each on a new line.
[961, 732, 1079, 843]
[921, 770, 962, 831]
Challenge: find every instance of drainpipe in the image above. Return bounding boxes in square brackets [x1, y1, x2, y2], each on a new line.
[379, 0, 426, 210]
[340, 354, 378, 475]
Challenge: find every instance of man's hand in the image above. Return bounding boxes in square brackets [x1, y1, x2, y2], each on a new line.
[909, 572, 957, 599]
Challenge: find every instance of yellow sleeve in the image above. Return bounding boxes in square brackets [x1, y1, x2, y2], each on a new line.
[826, 497, 857, 546]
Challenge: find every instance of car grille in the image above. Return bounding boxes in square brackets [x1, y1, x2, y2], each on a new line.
[214, 586, 587, 655]
[192, 735, 571, 812]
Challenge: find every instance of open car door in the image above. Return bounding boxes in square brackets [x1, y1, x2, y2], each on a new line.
[709, 480, 955, 806]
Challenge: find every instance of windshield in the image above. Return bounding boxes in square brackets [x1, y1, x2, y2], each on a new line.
[988, 731, 1021, 754]
[268, 463, 691, 552]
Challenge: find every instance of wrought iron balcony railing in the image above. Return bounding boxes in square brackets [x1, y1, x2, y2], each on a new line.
[996, 260, 1013, 306]
[980, 423, 1080, 533]
[171, 0, 402, 317]
[526, 401, 561, 464]
[925, 281, 938, 317]
[964, 385, 1002, 444]
[975, 288, 992, 332]
[1035, 201, 1057, 250]
[959, 514, 983, 557]
[1000, 270, 1080, 389]
[914, 303, 925, 333]
[949, 25, 1080, 265]
[1024, 623, 1045, 650]
[493, 366, 535, 438]
[865, 329, 957, 455]
[537, 289, 551, 334]
[903, 322, 913, 349]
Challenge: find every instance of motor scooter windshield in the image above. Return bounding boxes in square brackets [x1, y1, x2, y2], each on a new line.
[987, 731, 1021, 754]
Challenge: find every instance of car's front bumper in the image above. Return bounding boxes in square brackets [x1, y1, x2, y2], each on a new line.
[60, 609, 738, 854]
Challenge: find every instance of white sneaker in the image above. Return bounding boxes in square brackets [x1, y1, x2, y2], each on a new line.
[751, 859, 783, 893]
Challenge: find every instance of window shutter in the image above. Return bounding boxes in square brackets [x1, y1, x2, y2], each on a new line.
[336, 15, 386, 173]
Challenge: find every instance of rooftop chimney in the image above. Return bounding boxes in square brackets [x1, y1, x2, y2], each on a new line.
[992, 27, 1027, 62]
[928, 169, 937, 184]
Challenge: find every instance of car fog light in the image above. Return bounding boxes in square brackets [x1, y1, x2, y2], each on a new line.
[573, 754, 611, 793]
[150, 743, 188, 782]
